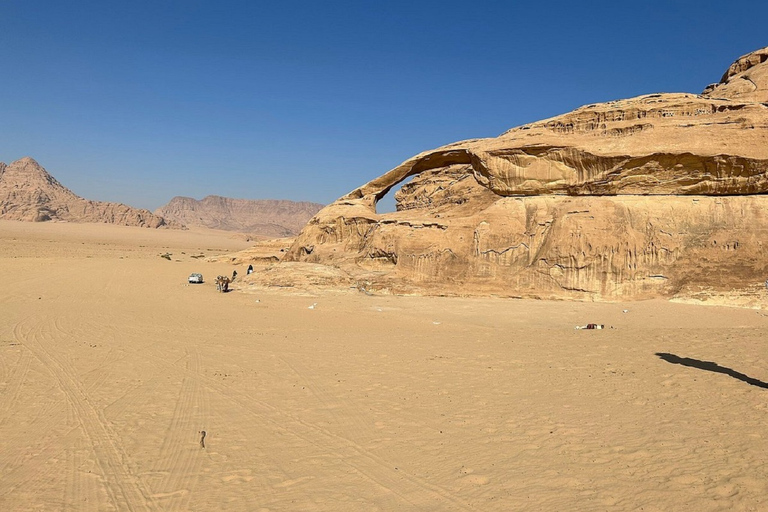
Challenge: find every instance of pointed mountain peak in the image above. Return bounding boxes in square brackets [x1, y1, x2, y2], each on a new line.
[14, 156, 41, 166]
[2, 156, 68, 191]
[0, 157, 178, 228]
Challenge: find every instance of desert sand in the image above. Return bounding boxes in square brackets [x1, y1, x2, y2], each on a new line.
[1, 219, 766, 511]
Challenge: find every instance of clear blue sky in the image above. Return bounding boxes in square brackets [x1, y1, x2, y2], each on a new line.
[1, 0, 766, 210]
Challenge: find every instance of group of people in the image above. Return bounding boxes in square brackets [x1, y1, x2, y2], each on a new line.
[230, 264, 254, 282]
[233, 266, 254, 278]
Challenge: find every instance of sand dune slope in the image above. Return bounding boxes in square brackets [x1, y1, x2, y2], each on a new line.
[0, 220, 766, 511]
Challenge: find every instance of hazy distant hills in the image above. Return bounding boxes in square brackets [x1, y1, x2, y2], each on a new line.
[155, 196, 324, 237]
[0, 157, 324, 235]
[0, 157, 176, 228]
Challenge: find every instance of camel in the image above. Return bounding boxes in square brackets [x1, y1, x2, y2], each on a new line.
[215, 275, 231, 293]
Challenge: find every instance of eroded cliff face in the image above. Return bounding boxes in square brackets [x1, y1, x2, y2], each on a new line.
[284, 47, 768, 301]
[155, 196, 324, 237]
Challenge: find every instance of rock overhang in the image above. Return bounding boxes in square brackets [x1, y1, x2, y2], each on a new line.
[282, 46, 768, 302]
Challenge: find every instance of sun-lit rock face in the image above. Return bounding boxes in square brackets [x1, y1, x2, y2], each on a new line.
[703, 46, 768, 102]
[0, 157, 178, 228]
[284, 47, 768, 301]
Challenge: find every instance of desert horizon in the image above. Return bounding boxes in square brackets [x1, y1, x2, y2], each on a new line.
[3, 5, 768, 509]
[2, 219, 766, 510]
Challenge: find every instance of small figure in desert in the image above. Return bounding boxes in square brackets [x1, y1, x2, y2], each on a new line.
[232, 270, 238, 281]
[247, 264, 253, 275]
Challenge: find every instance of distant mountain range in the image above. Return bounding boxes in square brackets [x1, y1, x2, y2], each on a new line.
[0, 157, 324, 235]
[155, 196, 323, 237]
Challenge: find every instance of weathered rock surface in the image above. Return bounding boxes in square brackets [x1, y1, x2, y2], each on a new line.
[703, 46, 768, 102]
[206, 237, 294, 265]
[0, 157, 177, 228]
[285, 46, 768, 301]
[156, 196, 323, 237]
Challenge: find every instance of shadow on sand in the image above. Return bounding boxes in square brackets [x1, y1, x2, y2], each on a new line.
[656, 353, 768, 389]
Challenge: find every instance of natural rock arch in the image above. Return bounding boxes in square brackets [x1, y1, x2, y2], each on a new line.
[283, 46, 768, 302]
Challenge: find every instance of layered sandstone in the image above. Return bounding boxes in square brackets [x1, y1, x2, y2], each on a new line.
[285, 47, 768, 301]
[0, 157, 177, 228]
[156, 196, 323, 237]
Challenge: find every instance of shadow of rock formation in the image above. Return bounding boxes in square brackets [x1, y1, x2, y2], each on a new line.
[656, 352, 768, 389]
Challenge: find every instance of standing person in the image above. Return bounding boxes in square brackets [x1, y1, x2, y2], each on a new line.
[232, 270, 237, 281]
[247, 264, 253, 275]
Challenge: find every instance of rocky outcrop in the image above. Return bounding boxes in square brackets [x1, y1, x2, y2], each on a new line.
[341, 92, 768, 202]
[284, 46, 768, 301]
[0, 157, 177, 228]
[155, 195, 323, 237]
[703, 46, 768, 102]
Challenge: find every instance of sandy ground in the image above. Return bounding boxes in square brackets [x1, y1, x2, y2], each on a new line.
[1, 219, 767, 511]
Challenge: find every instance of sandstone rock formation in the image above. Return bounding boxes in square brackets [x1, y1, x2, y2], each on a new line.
[284, 46, 768, 301]
[0, 157, 177, 228]
[156, 196, 323, 237]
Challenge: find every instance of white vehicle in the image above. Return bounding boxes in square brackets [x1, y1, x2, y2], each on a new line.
[188, 273, 204, 284]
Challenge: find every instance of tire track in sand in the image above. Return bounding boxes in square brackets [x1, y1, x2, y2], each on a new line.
[133, 349, 311, 509]
[169, 353, 478, 511]
[122, 341, 475, 510]
[278, 356, 374, 440]
[63, 435, 102, 511]
[0, 408, 74, 502]
[0, 325, 71, 485]
[0, 426, 80, 509]
[151, 346, 208, 511]
[16, 314, 158, 512]
[0, 339, 11, 380]
[0, 348, 32, 429]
